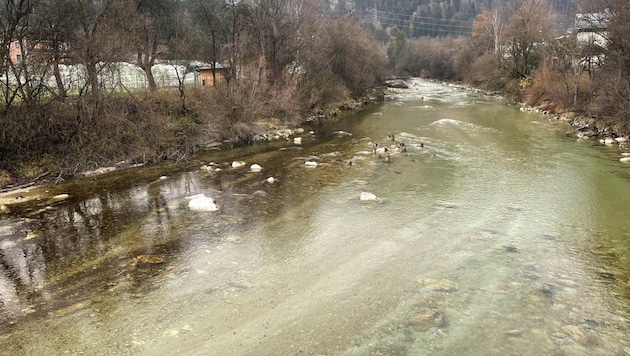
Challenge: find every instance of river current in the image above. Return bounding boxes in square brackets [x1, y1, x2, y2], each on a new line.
[1, 79, 629, 355]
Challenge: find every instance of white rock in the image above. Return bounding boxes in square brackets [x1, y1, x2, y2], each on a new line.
[304, 161, 318, 167]
[294, 137, 302, 145]
[620, 157, 630, 163]
[50, 194, 70, 203]
[603, 137, 616, 145]
[360, 192, 378, 202]
[188, 194, 219, 212]
[615, 136, 628, 143]
[231, 161, 246, 168]
[266, 177, 275, 184]
[250, 164, 263, 172]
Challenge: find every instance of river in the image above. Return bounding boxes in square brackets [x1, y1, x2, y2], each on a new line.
[1, 79, 629, 355]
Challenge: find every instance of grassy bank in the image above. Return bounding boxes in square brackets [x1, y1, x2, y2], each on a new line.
[0, 83, 385, 191]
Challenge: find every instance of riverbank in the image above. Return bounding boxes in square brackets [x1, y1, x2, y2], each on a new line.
[0, 86, 386, 214]
[423, 77, 630, 150]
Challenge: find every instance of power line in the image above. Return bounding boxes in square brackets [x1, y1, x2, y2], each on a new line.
[368, 9, 476, 26]
[375, 13, 475, 30]
[374, 20, 472, 36]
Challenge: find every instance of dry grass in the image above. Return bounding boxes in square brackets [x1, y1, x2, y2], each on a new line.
[0, 77, 313, 188]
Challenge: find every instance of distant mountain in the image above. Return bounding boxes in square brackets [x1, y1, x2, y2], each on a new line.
[326, 0, 580, 37]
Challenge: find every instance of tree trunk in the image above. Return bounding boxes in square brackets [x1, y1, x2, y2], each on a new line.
[86, 61, 99, 97]
[52, 58, 66, 98]
[143, 65, 157, 91]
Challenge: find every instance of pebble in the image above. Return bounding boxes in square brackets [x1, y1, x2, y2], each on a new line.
[505, 329, 523, 337]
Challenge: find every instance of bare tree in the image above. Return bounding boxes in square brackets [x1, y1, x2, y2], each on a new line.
[471, 8, 504, 55]
[192, 0, 227, 86]
[167, 9, 198, 112]
[30, 0, 77, 99]
[0, 0, 44, 108]
[596, 0, 630, 118]
[502, 0, 557, 81]
[69, 0, 133, 97]
[131, 0, 176, 92]
[244, 0, 298, 85]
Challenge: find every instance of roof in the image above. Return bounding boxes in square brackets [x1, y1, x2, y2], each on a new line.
[189, 61, 229, 71]
[575, 12, 610, 31]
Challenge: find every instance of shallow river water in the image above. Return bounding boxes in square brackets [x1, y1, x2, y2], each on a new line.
[1, 79, 630, 355]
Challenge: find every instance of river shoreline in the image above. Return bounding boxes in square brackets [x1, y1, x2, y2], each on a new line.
[0, 88, 387, 213]
[3, 78, 628, 214]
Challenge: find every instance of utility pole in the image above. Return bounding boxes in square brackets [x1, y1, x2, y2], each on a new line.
[373, 6, 377, 26]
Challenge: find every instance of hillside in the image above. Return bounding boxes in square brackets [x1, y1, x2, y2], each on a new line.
[328, 0, 580, 37]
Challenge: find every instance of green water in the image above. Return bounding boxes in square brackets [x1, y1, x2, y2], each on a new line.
[1, 80, 629, 355]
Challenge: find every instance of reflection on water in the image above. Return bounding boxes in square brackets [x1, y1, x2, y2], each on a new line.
[1, 79, 630, 355]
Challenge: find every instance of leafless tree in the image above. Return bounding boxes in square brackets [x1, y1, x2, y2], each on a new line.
[69, 0, 133, 98]
[502, 0, 558, 81]
[30, 0, 77, 99]
[130, 0, 176, 92]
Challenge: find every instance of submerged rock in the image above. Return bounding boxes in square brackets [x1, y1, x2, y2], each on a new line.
[562, 325, 589, 344]
[136, 254, 166, 264]
[418, 278, 459, 292]
[50, 300, 93, 317]
[407, 308, 445, 332]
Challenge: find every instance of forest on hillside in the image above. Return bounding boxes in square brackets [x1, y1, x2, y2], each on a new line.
[328, 0, 580, 38]
[382, 0, 630, 141]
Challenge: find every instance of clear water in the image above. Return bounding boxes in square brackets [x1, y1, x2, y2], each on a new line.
[1, 80, 629, 355]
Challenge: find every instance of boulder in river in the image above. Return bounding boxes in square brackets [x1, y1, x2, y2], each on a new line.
[188, 194, 219, 212]
[385, 79, 410, 89]
[360, 192, 378, 202]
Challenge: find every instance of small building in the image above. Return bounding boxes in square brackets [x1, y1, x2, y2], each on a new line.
[8, 40, 26, 64]
[192, 62, 230, 87]
[574, 11, 610, 48]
